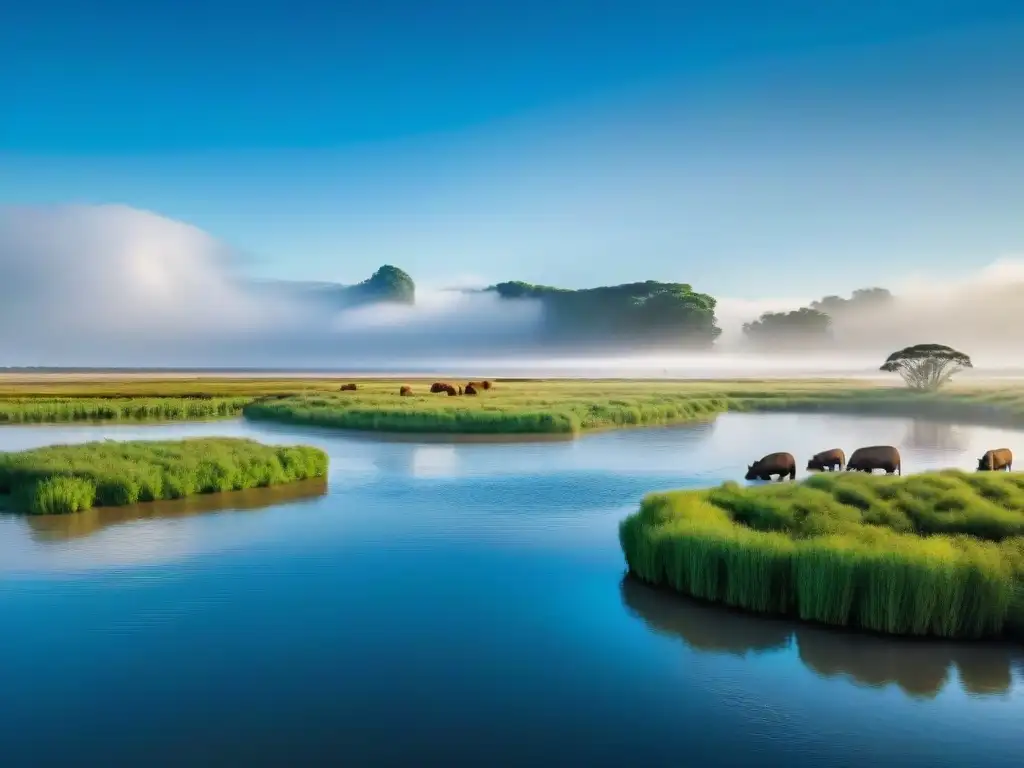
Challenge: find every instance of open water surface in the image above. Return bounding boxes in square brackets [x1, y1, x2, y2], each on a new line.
[0, 413, 1021, 766]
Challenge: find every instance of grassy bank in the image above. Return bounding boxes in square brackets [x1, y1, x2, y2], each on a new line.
[0, 396, 254, 423]
[3, 377, 1024, 432]
[619, 471, 1024, 640]
[242, 379, 1024, 435]
[0, 438, 329, 514]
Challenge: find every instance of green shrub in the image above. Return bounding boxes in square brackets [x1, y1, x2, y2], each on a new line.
[0, 438, 329, 514]
[619, 471, 1024, 640]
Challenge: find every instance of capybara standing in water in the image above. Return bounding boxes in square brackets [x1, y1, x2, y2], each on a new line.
[399, 386, 412, 396]
[339, 383, 357, 391]
[846, 445, 901, 475]
[745, 452, 796, 482]
[978, 448, 1012, 471]
[465, 384, 478, 395]
[806, 448, 845, 472]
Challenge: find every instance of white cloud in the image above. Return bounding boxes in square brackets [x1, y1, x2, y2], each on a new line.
[1, 204, 1021, 371]
[0, 204, 542, 367]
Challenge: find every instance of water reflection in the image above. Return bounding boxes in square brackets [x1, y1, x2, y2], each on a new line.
[20, 478, 328, 544]
[620, 576, 1021, 699]
[901, 419, 970, 454]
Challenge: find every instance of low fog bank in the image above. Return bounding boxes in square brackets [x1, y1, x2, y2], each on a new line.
[717, 259, 1024, 367]
[0, 205, 547, 368]
[1, 205, 1022, 373]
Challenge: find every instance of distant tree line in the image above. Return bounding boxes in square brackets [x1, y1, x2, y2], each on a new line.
[487, 280, 722, 348]
[741, 287, 894, 348]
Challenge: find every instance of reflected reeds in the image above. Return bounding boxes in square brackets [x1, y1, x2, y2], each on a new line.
[620, 575, 1021, 699]
[21, 477, 328, 543]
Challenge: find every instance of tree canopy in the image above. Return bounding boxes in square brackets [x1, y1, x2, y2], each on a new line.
[880, 344, 973, 390]
[488, 279, 721, 347]
[348, 265, 415, 305]
[810, 287, 893, 316]
[742, 308, 832, 347]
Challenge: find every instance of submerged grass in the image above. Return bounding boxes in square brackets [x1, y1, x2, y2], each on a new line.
[0, 437, 329, 514]
[619, 471, 1024, 640]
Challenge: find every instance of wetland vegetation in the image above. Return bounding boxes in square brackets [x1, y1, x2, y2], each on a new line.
[619, 470, 1024, 640]
[0, 437, 328, 514]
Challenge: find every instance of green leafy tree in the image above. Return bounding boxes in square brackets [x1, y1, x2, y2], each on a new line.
[487, 279, 722, 347]
[880, 344, 973, 391]
[742, 308, 832, 347]
[349, 265, 415, 304]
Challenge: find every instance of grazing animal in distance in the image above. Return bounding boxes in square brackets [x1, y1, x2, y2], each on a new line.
[445, 386, 458, 396]
[480, 380, 493, 390]
[339, 383, 358, 391]
[431, 382, 456, 394]
[745, 452, 796, 482]
[978, 448, 1012, 471]
[465, 384, 478, 395]
[806, 448, 845, 472]
[458, 385, 463, 395]
[846, 445, 901, 475]
[399, 386, 412, 396]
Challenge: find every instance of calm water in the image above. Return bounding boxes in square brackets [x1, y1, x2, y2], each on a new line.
[0, 413, 1022, 767]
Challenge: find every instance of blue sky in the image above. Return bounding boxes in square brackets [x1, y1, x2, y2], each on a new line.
[2, 1, 1023, 300]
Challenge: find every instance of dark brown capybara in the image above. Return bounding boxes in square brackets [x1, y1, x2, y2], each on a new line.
[399, 386, 413, 396]
[978, 448, 1012, 471]
[745, 452, 796, 482]
[846, 445, 901, 475]
[339, 383, 358, 391]
[465, 384, 478, 395]
[806, 448, 845, 472]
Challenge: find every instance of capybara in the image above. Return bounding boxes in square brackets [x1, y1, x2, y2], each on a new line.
[339, 383, 357, 391]
[978, 448, 1012, 471]
[465, 384, 478, 395]
[846, 445, 901, 475]
[745, 452, 796, 482]
[806, 448, 845, 472]
[399, 386, 412, 396]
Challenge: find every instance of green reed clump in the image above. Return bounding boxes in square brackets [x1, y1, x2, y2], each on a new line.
[0, 397, 252, 423]
[0, 438, 328, 514]
[619, 471, 1024, 640]
[243, 391, 731, 435]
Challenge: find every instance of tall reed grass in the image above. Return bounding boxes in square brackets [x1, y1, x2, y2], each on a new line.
[0, 397, 252, 423]
[0, 438, 328, 514]
[619, 471, 1024, 640]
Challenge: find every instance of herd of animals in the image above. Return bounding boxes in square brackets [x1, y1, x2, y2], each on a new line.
[745, 446, 1014, 481]
[336, 383, 1015, 482]
[338, 380, 494, 396]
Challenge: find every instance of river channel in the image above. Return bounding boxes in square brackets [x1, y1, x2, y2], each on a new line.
[0, 412, 1021, 766]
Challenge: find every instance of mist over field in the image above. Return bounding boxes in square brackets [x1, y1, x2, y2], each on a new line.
[0, 204, 1022, 375]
